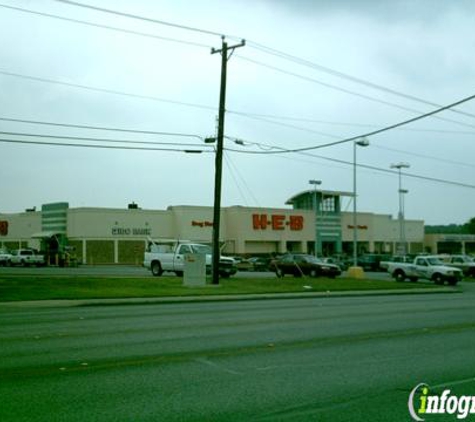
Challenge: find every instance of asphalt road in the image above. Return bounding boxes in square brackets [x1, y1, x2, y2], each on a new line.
[1, 286, 475, 421]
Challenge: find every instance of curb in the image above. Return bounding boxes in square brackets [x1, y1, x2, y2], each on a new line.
[0, 287, 459, 309]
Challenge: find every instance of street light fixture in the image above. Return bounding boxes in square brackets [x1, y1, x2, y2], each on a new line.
[309, 179, 322, 257]
[351, 137, 369, 272]
[390, 162, 410, 256]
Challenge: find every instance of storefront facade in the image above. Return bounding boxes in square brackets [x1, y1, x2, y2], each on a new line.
[1, 194, 426, 264]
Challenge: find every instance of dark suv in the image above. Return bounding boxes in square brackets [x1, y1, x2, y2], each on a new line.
[270, 254, 341, 278]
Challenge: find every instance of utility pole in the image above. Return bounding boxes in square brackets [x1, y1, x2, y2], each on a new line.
[210, 37, 245, 285]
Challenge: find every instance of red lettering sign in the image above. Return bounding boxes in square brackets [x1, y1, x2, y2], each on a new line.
[272, 215, 285, 230]
[0, 221, 8, 236]
[252, 214, 303, 231]
[289, 215, 304, 231]
[253, 214, 269, 230]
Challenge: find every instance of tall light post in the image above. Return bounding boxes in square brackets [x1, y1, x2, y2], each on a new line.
[390, 162, 410, 256]
[352, 137, 369, 268]
[309, 179, 322, 257]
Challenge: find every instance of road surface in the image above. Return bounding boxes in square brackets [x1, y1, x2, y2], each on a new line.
[1, 284, 475, 421]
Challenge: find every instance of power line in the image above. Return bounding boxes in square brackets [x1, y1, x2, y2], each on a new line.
[0, 137, 208, 153]
[235, 55, 475, 131]
[30, 0, 475, 127]
[0, 130, 211, 148]
[0, 69, 216, 112]
[0, 116, 204, 139]
[53, 0, 229, 38]
[371, 144, 475, 169]
[0, 3, 211, 49]
[225, 92, 475, 155]
[246, 41, 475, 121]
[228, 110, 475, 135]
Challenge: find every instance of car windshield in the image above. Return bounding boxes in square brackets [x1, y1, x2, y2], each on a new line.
[427, 257, 443, 265]
[191, 244, 212, 254]
[301, 255, 323, 264]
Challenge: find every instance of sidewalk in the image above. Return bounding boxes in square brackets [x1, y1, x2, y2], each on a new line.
[0, 286, 459, 308]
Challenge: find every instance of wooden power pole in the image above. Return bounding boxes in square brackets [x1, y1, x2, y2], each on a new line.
[210, 37, 245, 285]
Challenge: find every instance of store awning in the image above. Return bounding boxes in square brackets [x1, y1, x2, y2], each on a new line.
[31, 231, 64, 239]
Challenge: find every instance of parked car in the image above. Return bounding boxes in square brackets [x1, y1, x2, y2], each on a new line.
[321, 257, 348, 272]
[9, 249, 45, 267]
[441, 255, 475, 277]
[357, 254, 391, 271]
[387, 255, 463, 285]
[0, 249, 12, 266]
[270, 254, 341, 278]
[379, 255, 414, 271]
[248, 257, 271, 272]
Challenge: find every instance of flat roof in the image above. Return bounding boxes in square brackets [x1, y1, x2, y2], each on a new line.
[286, 189, 354, 205]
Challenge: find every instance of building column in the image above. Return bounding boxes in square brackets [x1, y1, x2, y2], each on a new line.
[82, 240, 87, 265]
[278, 240, 286, 254]
[369, 241, 375, 254]
[114, 240, 119, 264]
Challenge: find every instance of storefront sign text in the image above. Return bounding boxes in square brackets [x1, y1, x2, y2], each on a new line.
[252, 214, 304, 231]
[191, 220, 214, 228]
[111, 227, 151, 236]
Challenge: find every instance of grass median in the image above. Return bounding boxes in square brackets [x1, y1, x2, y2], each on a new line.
[0, 274, 440, 302]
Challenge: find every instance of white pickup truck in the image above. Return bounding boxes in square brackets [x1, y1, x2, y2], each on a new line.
[387, 255, 463, 285]
[9, 249, 46, 267]
[143, 241, 237, 278]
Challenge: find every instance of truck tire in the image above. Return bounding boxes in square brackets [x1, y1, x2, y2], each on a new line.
[393, 270, 406, 282]
[151, 261, 163, 277]
[432, 273, 444, 285]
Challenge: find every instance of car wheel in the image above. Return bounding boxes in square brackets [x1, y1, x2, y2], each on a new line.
[393, 270, 406, 282]
[433, 273, 444, 285]
[151, 261, 163, 277]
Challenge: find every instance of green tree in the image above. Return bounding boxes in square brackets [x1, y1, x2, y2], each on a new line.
[462, 217, 475, 234]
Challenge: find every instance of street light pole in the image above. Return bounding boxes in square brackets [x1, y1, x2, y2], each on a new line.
[352, 138, 369, 268]
[390, 162, 410, 256]
[309, 179, 322, 257]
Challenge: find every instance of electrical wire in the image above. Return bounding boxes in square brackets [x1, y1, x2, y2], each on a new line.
[225, 92, 475, 155]
[53, 0, 228, 38]
[0, 70, 216, 112]
[228, 110, 475, 135]
[33, 1, 475, 127]
[0, 137, 208, 153]
[371, 144, 475, 169]
[0, 3, 212, 49]
[0, 130, 211, 148]
[235, 55, 475, 131]
[246, 41, 475, 121]
[0, 116, 204, 139]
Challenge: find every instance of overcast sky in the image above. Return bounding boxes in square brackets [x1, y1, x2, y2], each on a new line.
[1, 0, 474, 225]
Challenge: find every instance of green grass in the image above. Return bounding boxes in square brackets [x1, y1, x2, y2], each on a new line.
[0, 275, 439, 302]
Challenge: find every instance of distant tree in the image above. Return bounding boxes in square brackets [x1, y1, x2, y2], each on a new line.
[425, 224, 463, 234]
[462, 217, 475, 234]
